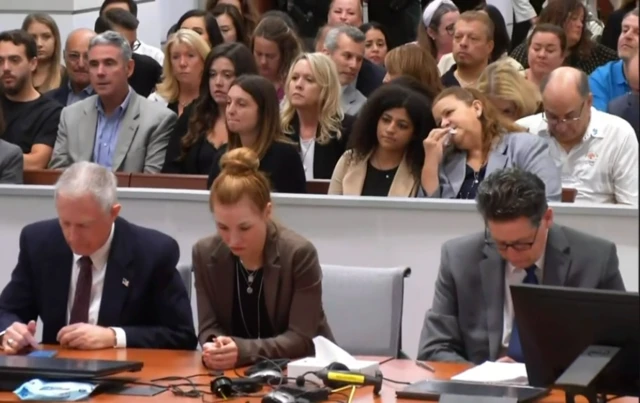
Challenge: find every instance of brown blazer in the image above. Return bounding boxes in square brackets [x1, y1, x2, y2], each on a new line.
[192, 222, 334, 365]
[328, 150, 420, 197]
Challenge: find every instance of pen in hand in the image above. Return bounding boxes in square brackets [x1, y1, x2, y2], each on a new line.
[415, 360, 435, 373]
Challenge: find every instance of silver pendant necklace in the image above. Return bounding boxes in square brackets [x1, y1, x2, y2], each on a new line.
[235, 261, 263, 339]
[237, 260, 257, 294]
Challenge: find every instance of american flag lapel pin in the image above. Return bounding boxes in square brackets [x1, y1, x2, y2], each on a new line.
[122, 278, 129, 287]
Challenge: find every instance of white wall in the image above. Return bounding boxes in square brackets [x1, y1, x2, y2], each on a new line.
[0, 186, 637, 358]
[0, 0, 198, 49]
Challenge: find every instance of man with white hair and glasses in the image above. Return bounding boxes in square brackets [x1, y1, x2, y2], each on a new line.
[0, 162, 197, 353]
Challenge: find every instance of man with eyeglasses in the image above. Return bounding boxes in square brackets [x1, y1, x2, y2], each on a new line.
[47, 29, 96, 106]
[417, 167, 625, 365]
[517, 66, 638, 205]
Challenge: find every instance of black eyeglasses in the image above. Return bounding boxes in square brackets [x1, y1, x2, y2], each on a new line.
[485, 224, 540, 252]
[542, 101, 586, 126]
[132, 40, 141, 51]
[444, 23, 455, 36]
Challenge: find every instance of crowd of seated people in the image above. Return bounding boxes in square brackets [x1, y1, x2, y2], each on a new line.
[0, 0, 635, 376]
[0, 0, 637, 206]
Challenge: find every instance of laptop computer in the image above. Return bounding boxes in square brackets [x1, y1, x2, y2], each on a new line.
[0, 356, 143, 391]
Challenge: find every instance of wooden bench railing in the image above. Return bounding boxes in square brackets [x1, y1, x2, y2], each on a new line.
[21, 170, 577, 202]
[129, 173, 207, 190]
[23, 169, 132, 187]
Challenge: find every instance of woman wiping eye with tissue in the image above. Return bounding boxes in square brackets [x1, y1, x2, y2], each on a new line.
[418, 87, 562, 201]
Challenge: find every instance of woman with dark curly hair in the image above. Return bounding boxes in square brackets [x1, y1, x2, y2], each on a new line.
[329, 84, 436, 197]
[509, 0, 617, 74]
[162, 43, 258, 174]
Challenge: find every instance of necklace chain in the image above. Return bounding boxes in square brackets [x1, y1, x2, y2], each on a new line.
[235, 259, 263, 339]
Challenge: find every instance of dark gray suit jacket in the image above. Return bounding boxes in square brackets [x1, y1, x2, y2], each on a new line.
[417, 225, 625, 364]
[0, 139, 23, 184]
[608, 92, 639, 138]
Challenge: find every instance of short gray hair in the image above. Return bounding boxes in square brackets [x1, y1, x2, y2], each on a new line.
[54, 162, 118, 213]
[89, 30, 132, 62]
[324, 25, 365, 53]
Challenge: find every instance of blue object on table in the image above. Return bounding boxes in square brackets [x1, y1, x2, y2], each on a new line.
[14, 379, 96, 401]
[27, 350, 58, 358]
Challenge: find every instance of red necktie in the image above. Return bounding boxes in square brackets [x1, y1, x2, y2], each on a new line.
[69, 256, 93, 324]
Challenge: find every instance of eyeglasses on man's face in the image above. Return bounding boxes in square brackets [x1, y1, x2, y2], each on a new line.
[484, 224, 540, 252]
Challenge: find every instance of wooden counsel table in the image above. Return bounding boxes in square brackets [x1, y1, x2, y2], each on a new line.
[0, 348, 637, 402]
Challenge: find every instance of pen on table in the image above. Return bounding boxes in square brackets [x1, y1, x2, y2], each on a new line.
[415, 360, 435, 373]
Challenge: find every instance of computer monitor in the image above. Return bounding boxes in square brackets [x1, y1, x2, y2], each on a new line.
[511, 284, 639, 403]
[0, 356, 143, 391]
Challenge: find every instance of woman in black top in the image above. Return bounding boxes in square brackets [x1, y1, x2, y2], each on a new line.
[206, 75, 306, 193]
[281, 53, 354, 180]
[162, 43, 258, 174]
[509, 0, 617, 74]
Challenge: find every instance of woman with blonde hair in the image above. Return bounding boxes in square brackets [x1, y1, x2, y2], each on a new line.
[383, 44, 443, 99]
[474, 61, 542, 121]
[21, 14, 63, 93]
[194, 147, 333, 370]
[419, 87, 561, 201]
[149, 29, 211, 116]
[281, 53, 355, 180]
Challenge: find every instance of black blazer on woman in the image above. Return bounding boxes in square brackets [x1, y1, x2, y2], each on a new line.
[206, 141, 307, 193]
[287, 114, 355, 180]
[162, 104, 219, 175]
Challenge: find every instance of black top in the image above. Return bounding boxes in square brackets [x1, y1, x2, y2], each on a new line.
[231, 259, 274, 340]
[356, 58, 386, 97]
[441, 65, 462, 88]
[130, 53, 162, 97]
[361, 162, 398, 197]
[207, 141, 307, 193]
[167, 101, 179, 115]
[0, 94, 62, 153]
[287, 114, 355, 180]
[162, 104, 219, 174]
[456, 164, 487, 200]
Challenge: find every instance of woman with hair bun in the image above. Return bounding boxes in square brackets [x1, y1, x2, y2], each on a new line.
[193, 147, 333, 370]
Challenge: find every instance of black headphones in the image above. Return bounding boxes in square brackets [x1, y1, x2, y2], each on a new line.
[211, 376, 263, 398]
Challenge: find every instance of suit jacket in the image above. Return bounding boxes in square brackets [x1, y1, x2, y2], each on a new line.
[207, 141, 307, 193]
[0, 139, 23, 184]
[608, 92, 639, 138]
[329, 150, 420, 196]
[417, 225, 626, 364]
[0, 217, 198, 350]
[49, 91, 176, 173]
[356, 58, 385, 97]
[193, 221, 334, 365]
[341, 85, 367, 116]
[422, 133, 562, 201]
[287, 114, 355, 180]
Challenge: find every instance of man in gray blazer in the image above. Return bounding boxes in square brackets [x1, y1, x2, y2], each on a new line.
[49, 31, 175, 173]
[0, 140, 23, 184]
[418, 168, 625, 364]
[323, 25, 367, 115]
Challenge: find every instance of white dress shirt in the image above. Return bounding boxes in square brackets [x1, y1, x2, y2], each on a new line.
[67, 224, 127, 348]
[501, 252, 545, 349]
[300, 138, 316, 180]
[517, 108, 639, 206]
[135, 40, 165, 66]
